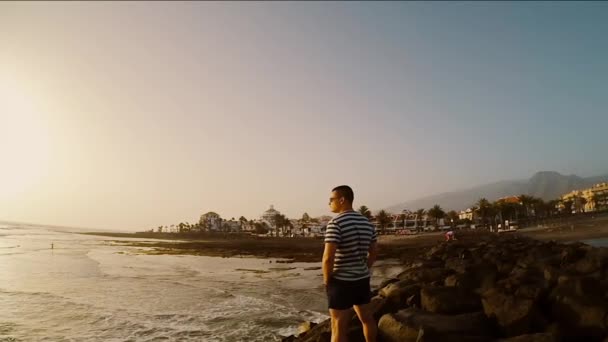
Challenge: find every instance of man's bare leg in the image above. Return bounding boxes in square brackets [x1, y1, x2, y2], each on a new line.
[329, 308, 351, 342]
[354, 303, 377, 342]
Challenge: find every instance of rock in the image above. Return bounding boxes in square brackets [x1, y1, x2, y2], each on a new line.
[379, 279, 414, 297]
[406, 293, 420, 308]
[544, 266, 562, 288]
[459, 248, 473, 260]
[556, 275, 604, 298]
[397, 267, 446, 283]
[420, 286, 482, 314]
[560, 244, 587, 265]
[378, 307, 493, 342]
[282, 335, 297, 342]
[550, 289, 607, 340]
[572, 248, 608, 275]
[444, 274, 459, 287]
[497, 332, 557, 341]
[297, 321, 317, 336]
[426, 244, 447, 259]
[368, 295, 389, 321]
[481, 286, 541, 336]
[403, 258, 444, 270]
[378, 279, 420, 310]
[377, 278, 399, 290]
[445, 257, 471, 274]
[474, 263, 499, 292]
[496, 260, 516, 277]
[292, 318, 331, 342]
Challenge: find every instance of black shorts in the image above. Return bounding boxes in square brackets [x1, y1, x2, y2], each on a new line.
[326, 277, 371, 310]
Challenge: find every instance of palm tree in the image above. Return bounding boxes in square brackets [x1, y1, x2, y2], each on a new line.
[415, 209, 426, 232]
[272, 213, 284, 237]
[285, 218, 294, 236]
[531, 198, 546, 218]
[446, 210, 459, 226]
[301, 212, 311, 222]
[579, 197, 588, 213]
[427, 205, 446, 227]
[562, 200, 574, 214]
[546, 199, 560, 217]
[375, 210, 391, 235]
[254, 221, 269, 235]
[358, 206, 372, 220]
[475, 198, 492, 225]
[518, 194, 535, 218]
[591, 194, 605, 211]
[239, 216, 247, 231]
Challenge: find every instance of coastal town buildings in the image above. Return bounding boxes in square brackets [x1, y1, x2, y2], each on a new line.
[561, 182, 608, 213]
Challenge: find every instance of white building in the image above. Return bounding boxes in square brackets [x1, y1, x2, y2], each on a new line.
[199, 212, 222, 231]
[261, 205, 280, 224]
[260, 205, 283, 235]
[459, 208, 475, 221]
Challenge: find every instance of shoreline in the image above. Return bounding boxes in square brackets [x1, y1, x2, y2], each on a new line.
[80, 218, 608, 263]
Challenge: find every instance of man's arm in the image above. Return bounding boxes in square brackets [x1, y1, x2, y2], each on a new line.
[367, 241, 378, 269]
[322, 242, 337, 285]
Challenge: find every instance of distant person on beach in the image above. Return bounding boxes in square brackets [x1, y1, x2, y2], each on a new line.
[323, 185, 378, 342]
[445, 230, 455, 241]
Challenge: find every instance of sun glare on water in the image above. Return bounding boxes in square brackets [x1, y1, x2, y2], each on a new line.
[0, 73, 53, 200]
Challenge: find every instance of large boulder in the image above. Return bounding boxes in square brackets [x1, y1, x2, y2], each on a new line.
[560, 243, 588, 264]
[550, 288, 608, 340]
[297, 321, 317, 336]
[397, 267, 446, 283]
[571, 248, 608, 275]
[378, 280, 420, 311]
[442, 264, 496, 292]
[481, 286, 542, 336]
[291, 318, 331, 342]
[368, 295, 390, 321]
[420, 286, 482, 314]
[444, 257, 472, 274]
[378, 307, 493, 342]
[556, 275, 605, 298]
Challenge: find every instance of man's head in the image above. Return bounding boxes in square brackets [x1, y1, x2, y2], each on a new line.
[329, 185, 354, 213]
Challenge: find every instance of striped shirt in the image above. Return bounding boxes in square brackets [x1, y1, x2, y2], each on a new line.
[324, 211, 377, 281]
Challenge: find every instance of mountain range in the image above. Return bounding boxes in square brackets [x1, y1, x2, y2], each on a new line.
[386, 171, 608, 213]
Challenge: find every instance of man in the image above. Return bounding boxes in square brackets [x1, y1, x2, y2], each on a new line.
[323, 185, 378, 342]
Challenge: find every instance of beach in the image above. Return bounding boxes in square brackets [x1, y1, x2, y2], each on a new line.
[81, 213, 608, 262]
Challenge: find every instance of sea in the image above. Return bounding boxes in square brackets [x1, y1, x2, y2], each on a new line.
[0, 223, 404, 342]
[581, 238, 608, 248]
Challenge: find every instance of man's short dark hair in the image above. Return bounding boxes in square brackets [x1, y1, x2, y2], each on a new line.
[332, 185, 354, 203]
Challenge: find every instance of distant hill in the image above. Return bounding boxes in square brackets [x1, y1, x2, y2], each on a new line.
[385, 171, 608, 213]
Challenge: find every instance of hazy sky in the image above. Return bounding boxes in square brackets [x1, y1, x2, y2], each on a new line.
[1, 2, 607, 231]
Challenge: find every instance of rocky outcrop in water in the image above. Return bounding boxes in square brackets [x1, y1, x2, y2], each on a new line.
[283, 235, 608, 342]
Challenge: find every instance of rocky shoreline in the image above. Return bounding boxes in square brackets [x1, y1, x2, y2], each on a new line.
[284, 234, 608, 342]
